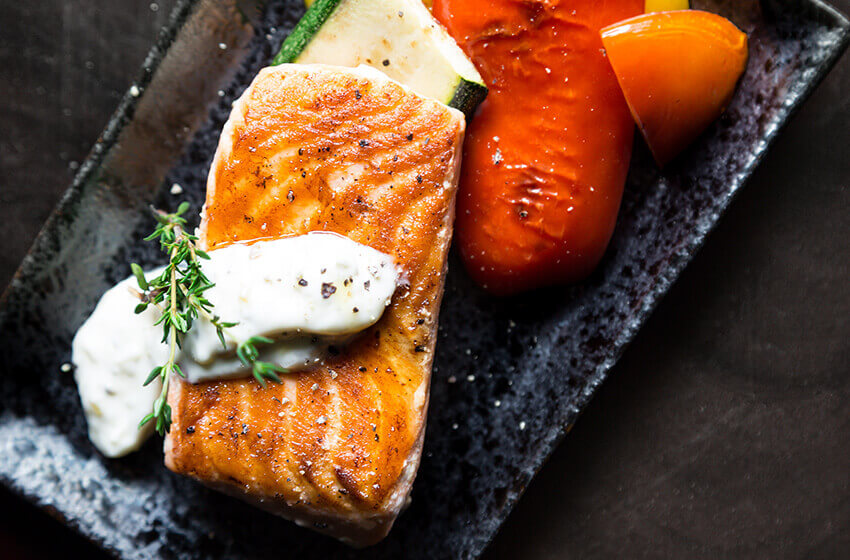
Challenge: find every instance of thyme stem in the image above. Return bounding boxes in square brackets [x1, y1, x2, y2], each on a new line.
[133, 203, 284, 435]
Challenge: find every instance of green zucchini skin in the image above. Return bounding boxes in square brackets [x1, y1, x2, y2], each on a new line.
[272, 0, 344, 65]
[449, 79, 488, 121]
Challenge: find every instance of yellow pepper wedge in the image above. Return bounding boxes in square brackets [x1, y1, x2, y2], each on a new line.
[645, 0, 689, 11]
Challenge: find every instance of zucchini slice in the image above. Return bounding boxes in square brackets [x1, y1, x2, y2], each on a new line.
[304, 0, 432, 7]
[274, 0, 487, 119]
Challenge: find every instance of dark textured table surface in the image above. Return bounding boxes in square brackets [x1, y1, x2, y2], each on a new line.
[1, 1, 848, 558]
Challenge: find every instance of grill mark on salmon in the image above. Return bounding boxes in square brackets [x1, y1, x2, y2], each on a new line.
[164, 64, 465, 546]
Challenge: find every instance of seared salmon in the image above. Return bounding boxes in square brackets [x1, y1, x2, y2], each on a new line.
[164, 64, 465, 546]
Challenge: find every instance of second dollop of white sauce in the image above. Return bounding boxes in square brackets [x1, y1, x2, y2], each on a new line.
[72, 232, 399, 457]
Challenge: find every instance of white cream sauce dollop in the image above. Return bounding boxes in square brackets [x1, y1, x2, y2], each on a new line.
[72, 232, 399, 457]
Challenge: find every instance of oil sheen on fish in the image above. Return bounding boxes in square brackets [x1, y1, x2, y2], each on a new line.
[164, 64, 465, 546]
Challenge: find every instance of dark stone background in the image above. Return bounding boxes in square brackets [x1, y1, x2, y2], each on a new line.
[0, 1, 847, 558]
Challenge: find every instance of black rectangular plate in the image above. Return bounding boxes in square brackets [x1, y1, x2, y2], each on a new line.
[0, 1, 847, 558]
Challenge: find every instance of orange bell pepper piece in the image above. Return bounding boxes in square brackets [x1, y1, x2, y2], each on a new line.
[601, 10, 748, 166]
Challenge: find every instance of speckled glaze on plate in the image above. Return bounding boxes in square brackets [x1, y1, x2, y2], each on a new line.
[0, 1, 847, 558]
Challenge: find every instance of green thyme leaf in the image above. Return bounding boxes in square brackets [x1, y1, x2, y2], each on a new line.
[131, 263, 148, 290]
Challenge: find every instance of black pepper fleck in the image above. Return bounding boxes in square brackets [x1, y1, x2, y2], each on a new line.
[321, 283, 337, 298]
[186, 426, 195, 434]
[353, 307, 359, 313]
[298, 148, 303, 156]
[406, 133, 413, 141]
[416, 175, 423, 183]
[382, 59, 390, 66]
[359, 366, 367, 372]
[359, 139, 369, 147]
[287, 190, 295, 202]
[415, 345, 426, 353]
[355, 89, 361, 100]
[298, 278, 308, 287]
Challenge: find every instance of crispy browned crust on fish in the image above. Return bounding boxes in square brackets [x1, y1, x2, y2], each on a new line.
[164, 64, 464, 546]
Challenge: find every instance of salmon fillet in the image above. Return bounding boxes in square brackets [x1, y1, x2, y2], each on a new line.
[164, 64, 465, 546]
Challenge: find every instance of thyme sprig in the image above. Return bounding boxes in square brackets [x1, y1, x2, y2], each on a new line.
[132, 203, 284, 435]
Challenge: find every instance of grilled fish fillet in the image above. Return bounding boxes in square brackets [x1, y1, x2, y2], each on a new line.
[164, 64, 465, 546]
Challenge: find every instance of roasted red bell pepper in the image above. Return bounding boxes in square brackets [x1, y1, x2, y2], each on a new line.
[433, 0, 643, 294]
